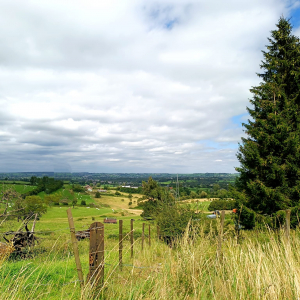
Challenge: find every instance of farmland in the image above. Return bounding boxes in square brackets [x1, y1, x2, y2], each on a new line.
[1, 200, 300, 299]
[2, 182, 297, 299]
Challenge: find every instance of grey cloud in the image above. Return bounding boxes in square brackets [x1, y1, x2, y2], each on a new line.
[0, 0, 297, 172]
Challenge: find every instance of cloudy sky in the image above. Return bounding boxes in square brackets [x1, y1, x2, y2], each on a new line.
[0, 0, 300, 173]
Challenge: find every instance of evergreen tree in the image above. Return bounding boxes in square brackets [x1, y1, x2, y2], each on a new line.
[236, 17, 300, 215]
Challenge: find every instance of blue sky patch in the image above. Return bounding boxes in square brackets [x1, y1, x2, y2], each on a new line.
[231, 113, 249, 127]
[290, 5, 300, 29]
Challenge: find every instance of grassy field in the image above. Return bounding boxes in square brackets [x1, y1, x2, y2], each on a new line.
[3, 185, 297, 299]
[0, 183, 36, 194]
[1, 215, 300, 299]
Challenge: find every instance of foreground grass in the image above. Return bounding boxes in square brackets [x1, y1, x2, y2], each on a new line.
[2, 220, 300, 299]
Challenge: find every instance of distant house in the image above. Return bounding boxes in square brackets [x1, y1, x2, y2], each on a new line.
[84, 185, 93, 192]
[104, 218, 117, 224]
[98, 189, 107, 193]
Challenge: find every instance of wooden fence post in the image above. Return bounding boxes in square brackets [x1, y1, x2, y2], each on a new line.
[88, 222, 104, 288]
[285, 209, 291, 243]
[218, 210, 225, 257]
[142, 223, 145, 250]
[67, 208, 84, 287]
[130, 219, 134, 258]
[148, 224, 151, 247]
[119, 220, 123, 270]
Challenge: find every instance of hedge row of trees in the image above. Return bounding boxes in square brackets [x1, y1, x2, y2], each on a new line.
[24, 176, 64, 197]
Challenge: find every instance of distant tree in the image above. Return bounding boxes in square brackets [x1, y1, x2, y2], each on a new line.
[142, 177, 163, 201]
[217, 189, 228, 199]
[213, 184, 220, 193]
[30, 176, 38, 185]
[190, 191, 197, 199]
[44, 194, 60, 206]
[81, 200, 86, 206]
[141, 177, 174, 219]
[24, 196, 47, 217]
[72, 197, 78, 208]
[72, 184, 84, 193]
[95, 191, 101, 198]
[199, 191, 208, 198]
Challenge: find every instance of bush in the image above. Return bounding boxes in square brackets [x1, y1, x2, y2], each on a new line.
[156, 204, 198, 242]
[81, 200, 86, 206]
[236, 205, 256, 230]
[199, 191, 208, 198]
[115, 191, 121, 196]
[208, 200, 235, 211]
[72, 184, 84, 192]
[128, 201, 132, 206]
[95, 191, 101, 198]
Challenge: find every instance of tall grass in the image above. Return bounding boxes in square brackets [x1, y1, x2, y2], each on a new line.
[2, 225, 300, 299]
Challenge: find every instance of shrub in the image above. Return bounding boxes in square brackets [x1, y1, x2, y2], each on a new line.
[115, 191, 121, 196]
[72, 184, 84, 192]
[156, 204, 198, 242]
[199, 191, 208, 198]
[128, 201, 132, 206]
[236, 204, 256, 230]
[208, 200, 235, 211]
[95, 191, 101, 198]
[81, 200, 86, 206]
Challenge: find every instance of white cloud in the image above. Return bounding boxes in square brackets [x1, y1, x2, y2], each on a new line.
[0, 0, 297, 172]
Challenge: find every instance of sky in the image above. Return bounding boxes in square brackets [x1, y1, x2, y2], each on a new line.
[0, 0, 300, 174]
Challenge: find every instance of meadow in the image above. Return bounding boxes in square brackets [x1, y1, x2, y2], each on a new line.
[2, 184, 298, 299]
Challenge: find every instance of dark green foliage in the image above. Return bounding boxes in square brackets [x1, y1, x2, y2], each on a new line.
[140, 177, 175, 219]
[95, 191, 101, 198]
[72, 184, 84, 192]
[236, 18, 300, 215]
[272, 207, 300, 228]
[208, 200, 236, 211]
[80, 200, 86, 206]
[156, 205, 198, 240]
[71, 198, 78, 208]
[142, 177, 164, 201]
[23, 177, 64, 197]
[235, 204, 256, 230]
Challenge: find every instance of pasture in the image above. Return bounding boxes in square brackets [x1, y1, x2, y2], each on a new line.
[2, 184, 293, 299]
